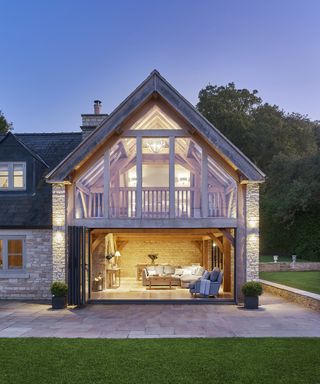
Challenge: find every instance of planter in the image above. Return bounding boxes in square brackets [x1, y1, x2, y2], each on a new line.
[244, 296, 259, 309]
[52, 296, 67, 309]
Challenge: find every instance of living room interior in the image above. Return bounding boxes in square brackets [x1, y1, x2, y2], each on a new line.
[90, 228, 234, 301]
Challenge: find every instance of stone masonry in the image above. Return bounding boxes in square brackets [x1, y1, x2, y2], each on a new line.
[0, 229, 52, 300]
[246, 183, 260, 281]
[52, 183, 67, 282]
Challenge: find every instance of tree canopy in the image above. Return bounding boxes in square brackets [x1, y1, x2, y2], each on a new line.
[0, 110, 12, 134]
[197, 83, 320, 260]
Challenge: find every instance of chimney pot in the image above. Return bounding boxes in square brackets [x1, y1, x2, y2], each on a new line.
[94, 100, 102, 114]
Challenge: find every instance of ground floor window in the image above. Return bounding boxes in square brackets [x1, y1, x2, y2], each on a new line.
[0, 237, 25, 271]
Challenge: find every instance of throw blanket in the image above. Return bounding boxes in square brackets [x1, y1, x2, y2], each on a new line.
[200, 279, 211, 296]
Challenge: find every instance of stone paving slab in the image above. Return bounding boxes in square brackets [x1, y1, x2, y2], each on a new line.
[0, 293, 319, 338]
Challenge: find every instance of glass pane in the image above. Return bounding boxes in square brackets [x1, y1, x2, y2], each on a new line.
[75, 157, 104, 218]
[130, 105, 182, 130]
[0, 164, 9, 188]
[0, 240, 3, 269]
[8, 239, 23, 269]
[175, 138, 202, 218]
[207, 155, 237, 218]
[142, 138, 169, 218]
[13, 164, 25, 188]
[110, 138, 137, 218]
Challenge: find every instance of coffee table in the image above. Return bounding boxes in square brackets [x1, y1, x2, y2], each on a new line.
[148, 275, 173, 289]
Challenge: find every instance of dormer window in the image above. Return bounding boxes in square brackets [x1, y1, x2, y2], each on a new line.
[0, 162, 26, 190]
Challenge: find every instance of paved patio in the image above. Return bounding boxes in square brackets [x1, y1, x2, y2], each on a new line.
[0, 293, 319, 338]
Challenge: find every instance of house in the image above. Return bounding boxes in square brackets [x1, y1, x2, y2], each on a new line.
[0, 70, 264, 304]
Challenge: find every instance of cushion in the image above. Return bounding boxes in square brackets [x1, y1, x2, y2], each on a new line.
[174, 268, 184, 276]
[182, 268, 192, 275]
[202, 270, 211, 280]
[164, 265, 175, 275]
[146, 266, 155, 273]
[210, 268, 220, 282]
[195, 266, 205, 276]
[155, 265, 164, 275]
[148, 270, 157, 276]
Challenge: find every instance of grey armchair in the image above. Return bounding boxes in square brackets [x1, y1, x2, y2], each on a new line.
[189, 271, 224, 297]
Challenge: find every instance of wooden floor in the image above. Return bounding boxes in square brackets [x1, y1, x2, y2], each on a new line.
[90, 277, 233, 301]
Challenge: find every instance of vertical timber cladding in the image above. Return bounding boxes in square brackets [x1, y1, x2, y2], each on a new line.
[52, 183, 67, 281]
[246, 183, 260, 281]
[68, 226, 87, 306]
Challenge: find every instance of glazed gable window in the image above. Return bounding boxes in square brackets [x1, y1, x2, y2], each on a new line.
[0, 238, 25, 272]
[0, 162, 26, 190]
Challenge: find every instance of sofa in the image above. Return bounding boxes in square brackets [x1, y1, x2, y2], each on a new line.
[142, 264, 205, 287]
[189, 268, 224, 297]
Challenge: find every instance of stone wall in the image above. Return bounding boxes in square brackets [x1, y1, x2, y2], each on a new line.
[0, 229, 52, 300]
[246, 183, 259, 281]
[52, 183, 67, 282]
[260, 262, 320, 272]
[92, 239, 203, 279]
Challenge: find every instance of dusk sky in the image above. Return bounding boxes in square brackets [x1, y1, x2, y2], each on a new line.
[0, 0, 319, 133]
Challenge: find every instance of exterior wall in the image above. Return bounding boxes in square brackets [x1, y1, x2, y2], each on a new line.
[246, 183, 260, 281]
[52, 183, 67, 282]
[0, 229, 52, 300]
[92, 239, 202, 279]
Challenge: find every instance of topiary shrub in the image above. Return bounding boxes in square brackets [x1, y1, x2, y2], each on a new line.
[51, 281, 68, 297]
[242, 281, 263, 297]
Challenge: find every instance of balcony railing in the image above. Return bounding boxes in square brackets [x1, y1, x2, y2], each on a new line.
[78, 187, 234, 219]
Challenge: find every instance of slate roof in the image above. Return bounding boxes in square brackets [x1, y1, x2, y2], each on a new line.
[0, 132, 82, 228]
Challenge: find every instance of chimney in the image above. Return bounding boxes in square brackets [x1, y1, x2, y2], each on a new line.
[94, 100, 102, 114]
[80, 100, 108, 140]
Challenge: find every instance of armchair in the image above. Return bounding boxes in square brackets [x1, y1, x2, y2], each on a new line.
[189, 271, 224, 297]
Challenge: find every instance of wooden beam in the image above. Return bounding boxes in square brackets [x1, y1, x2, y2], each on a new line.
[201, 147, 208, 217]
[169, 136, 175, 218]
[219, 228, 235, 247]
[103, 149, 110, 218]
[223, 236, 231, 292]
[136, 136, 142, 218]
[208, 232, 223, 253]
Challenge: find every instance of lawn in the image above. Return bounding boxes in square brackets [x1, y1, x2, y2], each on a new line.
[260, 271, 320, 294]
[0, 338, 319, 384]
[259, 255, 309, 263]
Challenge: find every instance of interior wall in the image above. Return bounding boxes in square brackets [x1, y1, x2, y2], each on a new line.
[119, 240, 202, 277]
[92, 239, 203, 279]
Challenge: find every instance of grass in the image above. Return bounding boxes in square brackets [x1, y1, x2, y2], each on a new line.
[260, 271, 320, 294]
[0, 338, 319, 383]
[259, 255, 310, 263]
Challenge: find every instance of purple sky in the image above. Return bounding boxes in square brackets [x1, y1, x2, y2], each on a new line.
[0, 0, 319, 133]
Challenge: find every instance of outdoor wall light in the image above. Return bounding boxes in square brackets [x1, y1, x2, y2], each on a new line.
[248, 218, 259, 229]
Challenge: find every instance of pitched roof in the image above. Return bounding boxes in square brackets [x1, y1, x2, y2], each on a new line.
[0, 132, 82, 228]
[46, 70, 265, 183]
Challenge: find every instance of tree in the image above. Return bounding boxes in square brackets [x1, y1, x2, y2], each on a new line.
[0, 110, 12, 134]
[197, 82, 320, 260]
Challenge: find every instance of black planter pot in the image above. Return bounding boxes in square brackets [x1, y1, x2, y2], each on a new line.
[52, 296, 67, 309]
[244, 296, 259, 309]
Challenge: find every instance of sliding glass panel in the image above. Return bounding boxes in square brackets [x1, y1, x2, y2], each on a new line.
[75, 157, 104, 218]
[109, 138, 137, 218]
[8, 239, 23, 269]
[0, 240, 3, 269]
[13, 164, 25, 188]
[175, 138, 202, 218]
[0, 164, 9, 188]
[207, 155, 237, 218]
[142, 138, 169, 218]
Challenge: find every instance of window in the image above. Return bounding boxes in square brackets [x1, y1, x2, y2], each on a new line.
[0, 238, 25, 272]
[0, 162, 26, 190]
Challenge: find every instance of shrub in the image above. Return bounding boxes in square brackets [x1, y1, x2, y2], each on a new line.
[51, 281, 68, 297]
[242, 281, 263, 297]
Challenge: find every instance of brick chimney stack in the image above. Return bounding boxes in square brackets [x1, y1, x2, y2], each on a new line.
[94, 100, 102, 114]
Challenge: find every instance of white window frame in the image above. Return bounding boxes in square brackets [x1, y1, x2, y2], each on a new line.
[0, 236, 26, 273]
[0, 162, 26, 190]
